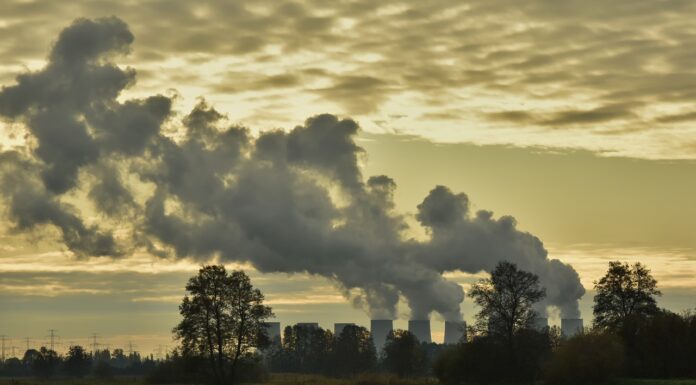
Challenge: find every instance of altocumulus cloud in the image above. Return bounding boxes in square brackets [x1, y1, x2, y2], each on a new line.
[0, 18, 584, 320]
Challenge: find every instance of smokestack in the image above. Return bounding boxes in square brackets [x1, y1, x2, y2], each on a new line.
[334, 323, 355, 336]
[264, 322, 281, 344]
[444, 321, 466, 344]
[532, 317, 549, 331]
[371, 320, 393, 352]
[408, 320, 432, 343]
[561, 318, 583, 337]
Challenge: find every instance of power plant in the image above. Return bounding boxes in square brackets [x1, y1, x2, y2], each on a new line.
[444, 321, 466, 344]
[370, 320, 393, 351]
[408, 320, 432, 343]
[334, 323, 355, 336]
[260, 317, 580, 346]
[296, 322, 320, 329]
[561, 318, 584, 337]
[532, 317, 549, 331]
[265, 322, 281, 343]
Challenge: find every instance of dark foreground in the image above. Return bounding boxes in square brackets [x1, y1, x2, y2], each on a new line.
[1, 375, 695, 385]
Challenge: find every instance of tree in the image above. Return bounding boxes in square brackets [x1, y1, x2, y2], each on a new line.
[593, 261, 661, 330]
[468, 261, 546, 345]
[332, 325, 377, 376]
[174, 265, 274, 385]
[63, 345, 91, 377]
[27, 347, 60, 378]
[382, 330, 427, 378]
[279, 324, 333, 374]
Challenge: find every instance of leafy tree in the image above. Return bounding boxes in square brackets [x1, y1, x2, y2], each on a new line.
[382, 330, 427, 378]
[593, 261, 661, 330]
[27, 347, 60, 378]
[468, 261, 546, 345]
[543, 331, 625, 385]
[279, 324, 333, 374]
[174, 265, 273, 385]
[63, 345, 91, 377]
[332, 325, 377, 376]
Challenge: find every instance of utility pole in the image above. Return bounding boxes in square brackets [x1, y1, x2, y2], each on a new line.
[25, 337, 31, 352]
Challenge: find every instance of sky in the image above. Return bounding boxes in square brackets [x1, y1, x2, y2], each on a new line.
[1, 0, 696, 356]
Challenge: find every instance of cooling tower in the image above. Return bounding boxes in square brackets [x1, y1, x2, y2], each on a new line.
[444, 321, 466, 344]
[296, 322, 320, 329]
[264, 322, 281, 344]
[371, 319, 393, 351]
[334, 323, 355, 336]
[561, 318, 583, 337]
[408, 320, 432, 343]
[532, 317, 549, 331]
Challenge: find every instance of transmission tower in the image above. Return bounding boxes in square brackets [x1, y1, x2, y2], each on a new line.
[90, 333, 100, 354]
[0, 335, 6, 361]
[46, 329, 58, 351]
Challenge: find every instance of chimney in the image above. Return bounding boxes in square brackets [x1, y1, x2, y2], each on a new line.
[408, 320, 432, 343]
[264, 322, 281, 344]
[371, 320, 393, 352]
[561, 318, 583, 337]
[334, 323, 355, 336]
[532, 317, 549, 331]
[444, 321, 466, 344]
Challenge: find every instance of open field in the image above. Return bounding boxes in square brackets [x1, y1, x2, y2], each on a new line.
[1, 375, 695, 385]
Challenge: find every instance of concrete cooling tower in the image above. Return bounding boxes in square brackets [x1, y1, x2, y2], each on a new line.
[296, 322, 320, 329]
[444, 321, 466, 344]
[408, 320, 432, 343]
[532, 317, 549, 331]
[264, 321, 281, 344]
[371, 319, 393, 351]
[334, 323, 355, 336]
[561, 318, 583, 337]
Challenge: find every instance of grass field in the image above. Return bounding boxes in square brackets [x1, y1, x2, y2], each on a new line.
[0, 374, 695, 385]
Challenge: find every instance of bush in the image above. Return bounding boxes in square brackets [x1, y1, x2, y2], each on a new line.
[435, 330, 552, 384]
[543, 331, 624, 385]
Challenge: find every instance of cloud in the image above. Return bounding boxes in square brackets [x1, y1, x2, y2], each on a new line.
[0, 17, 586, 321]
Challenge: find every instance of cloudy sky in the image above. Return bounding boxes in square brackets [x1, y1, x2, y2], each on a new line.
[1, 0, 696, 355]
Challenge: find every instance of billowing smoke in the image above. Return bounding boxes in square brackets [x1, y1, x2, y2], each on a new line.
[0, 17, 585, 320]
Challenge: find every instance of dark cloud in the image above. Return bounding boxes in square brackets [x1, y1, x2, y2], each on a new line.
[0, 17, 586, 321]
[484, 103, 640, 128]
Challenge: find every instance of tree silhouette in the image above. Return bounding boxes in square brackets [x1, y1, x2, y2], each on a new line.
[174, 265, 273, 385]
[593, 261, 661, 330]
[468, 261, 546, 345]
[332, 325, 376, 376]
[382, 330, 427, 378]
[63, 345, 91, 377]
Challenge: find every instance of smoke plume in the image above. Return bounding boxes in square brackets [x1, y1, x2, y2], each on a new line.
[0, 17, 585, 320]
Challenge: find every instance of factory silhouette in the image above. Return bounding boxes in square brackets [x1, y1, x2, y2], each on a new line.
[262, 317, 585, 349]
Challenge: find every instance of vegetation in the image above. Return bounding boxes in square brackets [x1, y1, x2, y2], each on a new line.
[174, 265, 274, 385]
[593, 261, 661, 330]
[543, 331, 625, 385]
[1, 262, 695, 385]
[468, 261, 547, 345]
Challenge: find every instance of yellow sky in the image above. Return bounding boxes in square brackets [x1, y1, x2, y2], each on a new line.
[2, 0, 696, 356]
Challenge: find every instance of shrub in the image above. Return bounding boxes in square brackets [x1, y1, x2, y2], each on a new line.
[543, 331, 624, 385]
